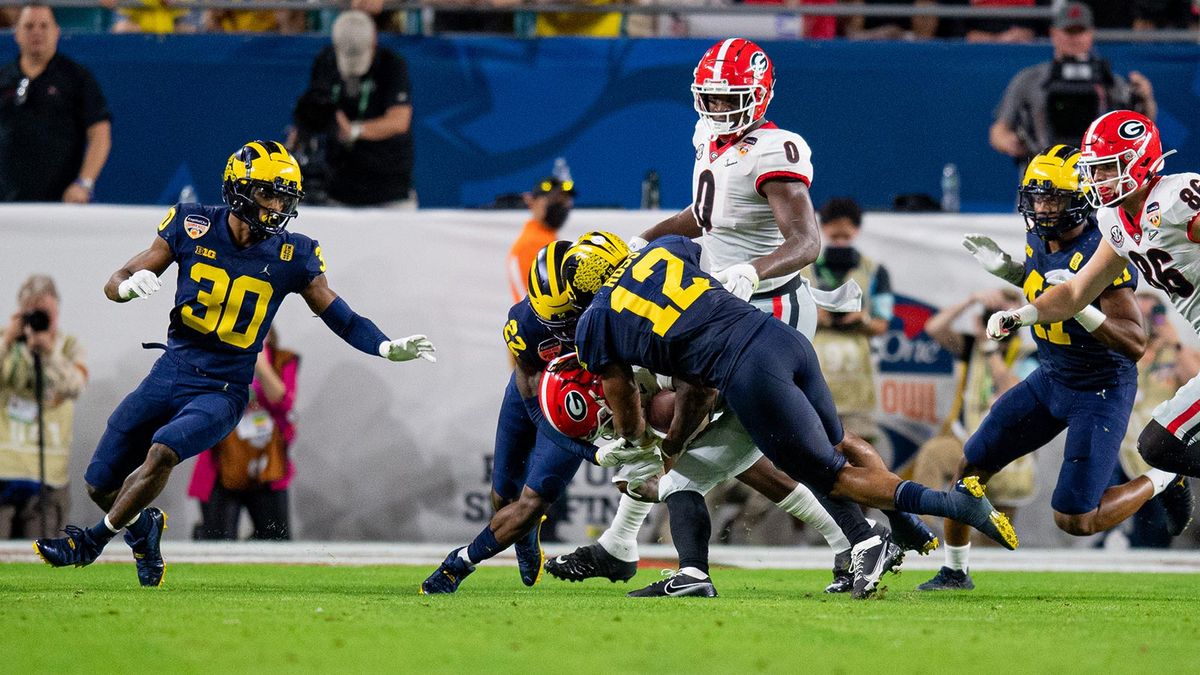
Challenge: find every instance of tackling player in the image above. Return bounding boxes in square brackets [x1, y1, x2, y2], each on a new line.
[921, 145, 1184, 591]
[988, 111, 1196, 520]
[558, 232, 1019, 598]
[33, 141, 435, 585]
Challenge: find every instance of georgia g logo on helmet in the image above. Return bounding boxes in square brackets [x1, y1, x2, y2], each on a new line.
[1117, 119, 1146, 140]
[748, 51, 769, 79]
[564, 390, 588, 422]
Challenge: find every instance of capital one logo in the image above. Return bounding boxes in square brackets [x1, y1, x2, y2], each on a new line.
[564, 391, 588, 421]
[1117, 119, 1146, 140]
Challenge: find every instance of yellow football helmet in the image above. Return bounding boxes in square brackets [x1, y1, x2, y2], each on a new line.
[563, 231, 631, 310]
[1018, 144, 1093, 240]
[222, 140, 305, 236]
[527, 240, 578, 341]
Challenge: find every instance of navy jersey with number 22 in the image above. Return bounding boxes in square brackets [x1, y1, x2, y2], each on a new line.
[157, 202, 325, 384]
[575, 235, 767, 388]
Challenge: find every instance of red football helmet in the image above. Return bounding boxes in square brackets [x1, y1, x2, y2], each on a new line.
[539, 353, 612, 440]
[1078, 110, 1174, 207]
[692, 38, 775, 138]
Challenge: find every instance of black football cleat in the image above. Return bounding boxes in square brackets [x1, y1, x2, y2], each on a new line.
[124, 508, 168, 587]
[916, 566, 975, 591]
[824, 548, 852, 594]
[514, 515, 547, 587]
[1160, 475, 1194, 537]
[33, 525, 106, 568]
[850, 533, 903, 600]
[886, 511, 940, 555]
[544, 543, 637, 583]
[953, 477, 1019, 550]
[420, 548, 476, 595]
[627, 570, 717, 598]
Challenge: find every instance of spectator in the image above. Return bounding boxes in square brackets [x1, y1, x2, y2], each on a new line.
[1114, 293, 1200, 546]
[295, 10, 415, 207]
[912, 287, 1039, 541]
[204, 1, 305, 33]
[0, 4, 111, 203]
[989, 1, 1157, 171]
[99, 0, 191, 34]
[187, 328, 298, 540]
[801, 197, 893, 456]
[532, 0, 622, 36]
[427, 0, 517, 34]
[506, 176, 575, 301]
[844, 0, 939, 40]
[938, 0, 1043, 43]
[0, 275, 87, 538]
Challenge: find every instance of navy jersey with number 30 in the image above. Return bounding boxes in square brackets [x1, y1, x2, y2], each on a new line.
[576, 236, 768, 387]
[156, 203, 325, 384]
[1022, 225, 1138, 389]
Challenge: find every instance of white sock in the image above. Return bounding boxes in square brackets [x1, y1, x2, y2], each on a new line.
[597, 493, 652, 563]
[775, 483, 851, 553]
[1142, 468, 1177, 497]
[102, 515, 121, 534]
[945, 543, 970, 572]
[679, 566, 708, 580]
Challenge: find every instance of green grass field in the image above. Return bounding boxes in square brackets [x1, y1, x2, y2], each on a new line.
[3, 562, 1197, 673]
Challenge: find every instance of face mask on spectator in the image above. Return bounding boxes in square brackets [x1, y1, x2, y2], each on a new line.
[822, 246, 860, 273]
[544, 203, 571, 228]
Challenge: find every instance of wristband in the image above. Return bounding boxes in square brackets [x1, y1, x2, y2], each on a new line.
[349, 122, 364, 143]
[1073, 305, 1107, 333]
[1015, 304, 1038, 327]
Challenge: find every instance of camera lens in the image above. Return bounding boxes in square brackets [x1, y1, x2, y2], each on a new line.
[22, 309, 50, 333]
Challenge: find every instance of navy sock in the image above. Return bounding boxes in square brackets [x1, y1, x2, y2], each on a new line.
[665, 491, 710, 574]
[894, 480, 974, 521]
[465, 526, 503, 564]
[816, 494, 874, 546]
[85, 520, 117, 545]
[125, 510, 151, 539]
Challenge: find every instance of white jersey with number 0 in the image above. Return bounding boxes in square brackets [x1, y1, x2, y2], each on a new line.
[1099, 172, 1200, 332]
[691, 119, 814, 294]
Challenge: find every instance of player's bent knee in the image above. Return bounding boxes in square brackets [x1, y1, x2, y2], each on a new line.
[1138, 421, 1187, 473]
[85, 483, 117, 509]
[1053, 511, 1100, 536]
[146, 443, 181, 471]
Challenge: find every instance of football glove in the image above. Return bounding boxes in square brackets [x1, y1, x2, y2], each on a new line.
[1044, 269, 1074, 286]
[962, 234, 1024, 286]
[986, 305, 1038, 340]
[117, 270, 162, 301]
[714, 263, 759, 302]
[378, 335, 437, 362]
[594, 437, 659, 468]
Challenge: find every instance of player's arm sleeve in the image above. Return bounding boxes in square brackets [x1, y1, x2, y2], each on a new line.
[754, 134, 814, 197]
[155, 204, 183, 259]
[302, 239, 328, 287]
[318, 296, 390, 357]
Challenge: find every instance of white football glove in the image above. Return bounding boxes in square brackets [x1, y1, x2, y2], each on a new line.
[594, 437, 659, 468]
[1043, 269, 1075, 286]
[378, 334, 437, 362]
[962, 234, 1023, 286]
[986, 305, 1038, 340]
[713, 263, 759, 302]
[117, 269, 162, 300]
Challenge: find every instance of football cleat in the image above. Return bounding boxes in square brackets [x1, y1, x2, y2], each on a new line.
[420, 548, 476, 595]
[33, 525, 106, 568]
[886, 511, 940, 555]
[849, 533, 904, 600]
[954, 477, 1019, 550]
[916, 566, 975, 591]
[824, 548, 852, 594]
[124, 508, 168, 587]
[515, 515, 547, 587]
[627, 569, 717, 598]
[1160, 475, 1194, 537]
[544, 543, 637, 583]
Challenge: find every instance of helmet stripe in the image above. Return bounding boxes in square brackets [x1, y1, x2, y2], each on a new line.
[713, 38, 737, 80]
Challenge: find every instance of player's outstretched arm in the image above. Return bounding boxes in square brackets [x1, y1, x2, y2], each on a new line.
[962, 234, 1025, 287]
[513, 359, 599, 462]
[301, 274, 435, 362]
[987, 243, 1128, 339]
[634, 207, 702, 248]
[104, 236, 173, 302]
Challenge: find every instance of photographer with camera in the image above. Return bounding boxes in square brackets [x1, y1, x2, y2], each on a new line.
[288, 10, 414, 208]
[0, 274, 87, 538]
[989, 2, 1157, 172]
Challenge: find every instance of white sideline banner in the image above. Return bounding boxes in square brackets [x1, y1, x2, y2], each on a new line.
[0, 206, 1124, 547]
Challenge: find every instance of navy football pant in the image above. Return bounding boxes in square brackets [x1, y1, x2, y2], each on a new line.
[492, 374, 582, 503]
[86, 354, 249, 492]
[964, 368, 1136, 515]
[722, 320, 847, 494]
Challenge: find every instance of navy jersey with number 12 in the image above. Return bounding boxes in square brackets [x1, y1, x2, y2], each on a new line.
[575, 235, 768, 388]
[156, 202, 325, 384]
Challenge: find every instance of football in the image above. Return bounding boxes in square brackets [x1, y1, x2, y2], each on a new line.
[647, 388, 676, 433]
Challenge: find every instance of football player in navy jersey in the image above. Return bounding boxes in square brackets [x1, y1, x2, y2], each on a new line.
[34, 141, 435, 585]
[421, 241, 603, 594]
[554, 231, 1019, 598]
[922, 145, 1186, 591]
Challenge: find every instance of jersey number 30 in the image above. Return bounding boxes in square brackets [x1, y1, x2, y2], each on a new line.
[182, 262, 274, 348]
[610, 248, 711, 336]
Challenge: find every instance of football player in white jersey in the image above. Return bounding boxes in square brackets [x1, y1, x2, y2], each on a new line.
[988, 110, 1194, 527]
[546, 39, 936, 598]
